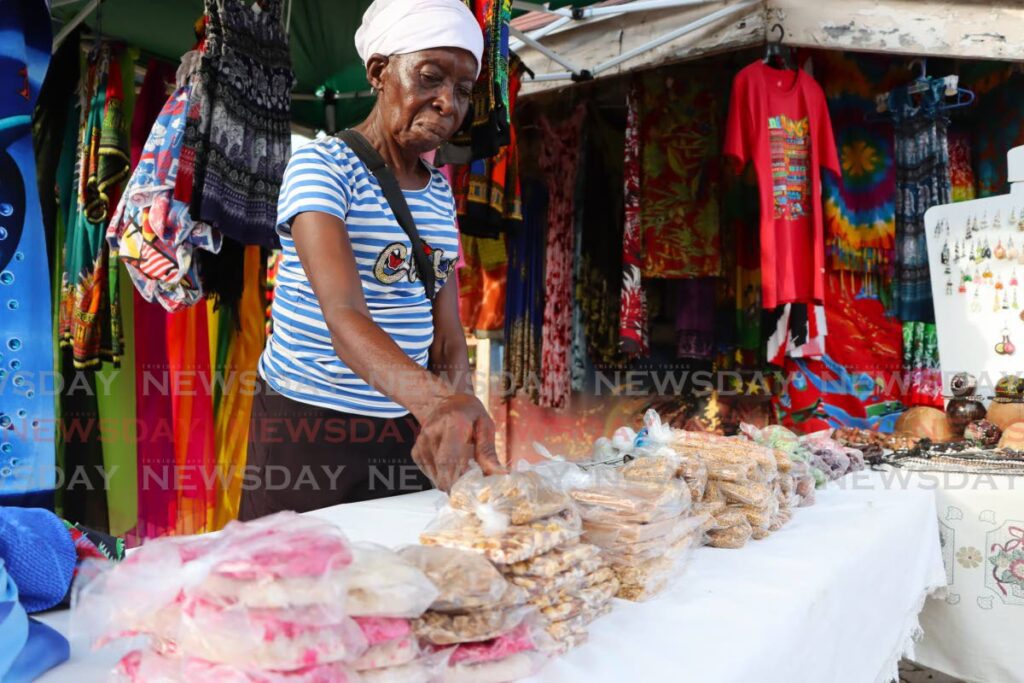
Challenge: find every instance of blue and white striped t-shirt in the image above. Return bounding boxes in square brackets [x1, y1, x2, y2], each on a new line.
[258, 136, 459, 417]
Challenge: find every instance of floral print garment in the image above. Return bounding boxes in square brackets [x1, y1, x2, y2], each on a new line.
[620, 83, 649, 359]
[639, 70, 722, 278]
[538, 107, 585, 409]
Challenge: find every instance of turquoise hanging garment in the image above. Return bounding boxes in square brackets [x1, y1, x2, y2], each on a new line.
[0, 0, 57, 508]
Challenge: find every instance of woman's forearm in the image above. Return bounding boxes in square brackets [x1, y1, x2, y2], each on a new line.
[324, 303, 452, 422]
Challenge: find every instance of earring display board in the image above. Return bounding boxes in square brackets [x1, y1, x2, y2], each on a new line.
[924, 146, 1024, 398]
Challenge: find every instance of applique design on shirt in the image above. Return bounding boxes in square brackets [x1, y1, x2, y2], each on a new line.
[769, 115, 809, 220]
[373, 241, 455, 285]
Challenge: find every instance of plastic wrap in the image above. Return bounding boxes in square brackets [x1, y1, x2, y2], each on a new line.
[361, 651, 452, 683]
[443, 651, 546, 683]
[195, 514, 354, 609]
[795, 474, 817, 506]
[702, 457, 760, 484]
[354, 617, 412, 646]
[503, 543, 600, 578]
[620, 454, 680, 483]
[771, 449, 792, 474]
[598, 514, 704, 562]
[353, 634, 420, 671]
[419, 508, 582, 566]
[603, 527, 699, 565]
[569, 475, 691, 524]
[397, 546, 512, 613]
[733, 502, 776, 530]
[716, 480, 772, 507]
[74, 512, 354, 649]
[114, 648, 360, 683]
[676, 454, 709, 501]
[543, 612, 588, 642]
[707, 517, 753, 549]
[347, 543, 439, 618]
[582, 513, 684, 545]
[608, 547, 687, 602]
[170, 600, 368, 670]
[413, 606, 533, 646]
[444, 622, 540, 670]
[576, 577, 619, 610]
[538, 597, 584, 622]
[508, 556, 602, 598]
[448, 467, 570, 527]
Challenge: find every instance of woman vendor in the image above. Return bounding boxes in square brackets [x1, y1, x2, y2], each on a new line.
[239, 0, 502, 519]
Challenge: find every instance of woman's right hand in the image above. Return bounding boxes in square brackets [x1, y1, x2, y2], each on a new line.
[411, 393, 505, 491]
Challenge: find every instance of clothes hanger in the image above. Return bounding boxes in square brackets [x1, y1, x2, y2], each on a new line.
[762, 23, 795, 71]
[872, 57, 976, 118]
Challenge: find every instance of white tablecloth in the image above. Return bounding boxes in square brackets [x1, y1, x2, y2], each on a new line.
[836, 469, 1024, 683]
[37, 473, 945, 683]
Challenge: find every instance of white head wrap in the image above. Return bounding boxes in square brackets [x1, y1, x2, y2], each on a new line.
[355, 0, 484, 78]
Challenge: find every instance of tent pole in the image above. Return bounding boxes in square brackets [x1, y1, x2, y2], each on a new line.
[591, 0, 759, 75]
[510, 2, 573, 18]
[53, 0, 100, 53]
[509, 15, 572, 52]
[510, 26, 584, 76]
[581, 0, 718, 18]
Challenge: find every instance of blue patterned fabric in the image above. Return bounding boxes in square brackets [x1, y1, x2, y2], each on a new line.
[888, 79, 951, 324]
[0, 0, 56, 508]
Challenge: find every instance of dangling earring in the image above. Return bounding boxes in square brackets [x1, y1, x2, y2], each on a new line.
[996, 328, 1016, 355]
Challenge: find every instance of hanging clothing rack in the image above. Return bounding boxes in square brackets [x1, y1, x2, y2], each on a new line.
[873, 57, 976, 115]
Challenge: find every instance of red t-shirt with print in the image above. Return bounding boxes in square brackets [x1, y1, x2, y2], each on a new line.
[724, 61, 840, 309]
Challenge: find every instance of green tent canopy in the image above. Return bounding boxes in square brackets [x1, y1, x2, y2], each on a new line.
[51, 0, 611, 130]
[52, 0, 376, 131]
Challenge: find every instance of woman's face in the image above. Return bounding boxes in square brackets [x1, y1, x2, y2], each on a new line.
[367, 48, 478, 154]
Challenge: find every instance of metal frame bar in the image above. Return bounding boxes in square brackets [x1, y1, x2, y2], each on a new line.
[51, 0, 88, 8]
[581, 0, 717, 17]
[509, 15, 572, 51]
[510, 2, 573, 17]
[53, 0, 100, 53]
[510, 26, 585, 75]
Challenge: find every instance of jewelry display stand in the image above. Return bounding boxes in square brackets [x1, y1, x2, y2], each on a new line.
[924, 145, 1024, 397]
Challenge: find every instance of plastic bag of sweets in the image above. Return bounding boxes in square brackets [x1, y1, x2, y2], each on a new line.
[397, 545, 515, 613]
[707, 514, 753, 550]
[674, 453, 709, 501]
[568, 470, 692, 524]
[507, 556, 603, 599]
[448, 467, 571, 527]
[620, 453, 681, 484]
[170, 599, 369, 671]
[74, 512, 355, 649]
[352, 617, 419, 672]
[503, 542, 600, 578]
[114, 648, 361, 683]
[413, 605, 536, 646]
[346, 543, 439, 618]
[419, 506, 582, 566]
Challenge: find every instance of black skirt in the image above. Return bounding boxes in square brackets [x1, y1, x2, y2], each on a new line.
[238, 379, 433, 521]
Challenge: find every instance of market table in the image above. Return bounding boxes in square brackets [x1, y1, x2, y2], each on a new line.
[835, 468, 1024, 683]
[36, 472, 945, 683]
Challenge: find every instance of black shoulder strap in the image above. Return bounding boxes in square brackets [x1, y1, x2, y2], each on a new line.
[336, 129, 436, 301]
